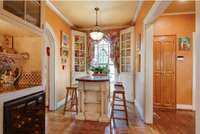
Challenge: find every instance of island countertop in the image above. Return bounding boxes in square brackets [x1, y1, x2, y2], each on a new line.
[76, 76, 110, 82]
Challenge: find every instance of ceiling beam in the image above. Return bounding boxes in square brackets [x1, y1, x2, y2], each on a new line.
[77, 25, 131, 31]
[46, 0, 74, 27]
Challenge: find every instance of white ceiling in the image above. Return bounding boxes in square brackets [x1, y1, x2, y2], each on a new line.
[51, 1, 137, 28]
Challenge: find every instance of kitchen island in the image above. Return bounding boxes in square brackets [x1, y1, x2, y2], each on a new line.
[75, 76, 110, 122]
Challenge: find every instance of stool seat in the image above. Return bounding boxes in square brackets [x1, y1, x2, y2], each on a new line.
[114, 85, 124, 93]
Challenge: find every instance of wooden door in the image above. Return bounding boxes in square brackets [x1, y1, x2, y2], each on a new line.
[153, 36, 176, 109]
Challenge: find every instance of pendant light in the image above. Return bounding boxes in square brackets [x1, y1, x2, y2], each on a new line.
[89, 7, 104, 41]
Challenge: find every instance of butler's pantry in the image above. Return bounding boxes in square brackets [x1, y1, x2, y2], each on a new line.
[0, 1, 198, 134]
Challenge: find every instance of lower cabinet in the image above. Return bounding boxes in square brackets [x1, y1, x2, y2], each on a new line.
[4, 91, 45, 134]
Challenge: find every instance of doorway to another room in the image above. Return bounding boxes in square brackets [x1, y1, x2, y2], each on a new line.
[149, 1, 195, 134]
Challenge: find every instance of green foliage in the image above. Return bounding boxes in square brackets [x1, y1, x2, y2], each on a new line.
[90, 65, 109, 74]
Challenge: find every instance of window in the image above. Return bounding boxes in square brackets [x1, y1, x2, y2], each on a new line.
[92, 39, 110, 66]
[91, 38, 115, 83]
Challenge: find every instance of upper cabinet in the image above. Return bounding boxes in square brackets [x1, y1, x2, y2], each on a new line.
[3, 1, 25, 19]
[0, 0, 44, 35]
[71, 30, 87, 84]
[25, 1, 41, 27]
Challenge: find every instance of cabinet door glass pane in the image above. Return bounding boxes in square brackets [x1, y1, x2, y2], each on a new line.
[26, 1, 41, 27]
[120, 32, 131, 73]
[74, 35, 86, 72]
[3, 0, 25, 19]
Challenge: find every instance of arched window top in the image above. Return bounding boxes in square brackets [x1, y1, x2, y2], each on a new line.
[91, 38, 111, 66]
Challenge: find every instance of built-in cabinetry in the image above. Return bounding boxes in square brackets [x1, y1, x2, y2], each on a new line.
[4, 91, 45, 134]
[119, 27, 135, 102]
[0, 0, 44, 35]
[72, 30, 87, 84]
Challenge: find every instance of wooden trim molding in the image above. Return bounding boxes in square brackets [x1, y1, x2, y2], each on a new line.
[176, 104, 193, 110]
[46, 0, 74, 26]
[161, 12, 195, 16]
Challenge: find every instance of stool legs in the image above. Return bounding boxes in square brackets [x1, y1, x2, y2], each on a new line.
[64, 89, 69, 114]
[122, 93, 129, 126]
[110, 91, 129, 127]
[64, 88, 78, 114]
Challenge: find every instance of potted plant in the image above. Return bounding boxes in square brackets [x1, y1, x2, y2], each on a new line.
[90, 65, 109, 76]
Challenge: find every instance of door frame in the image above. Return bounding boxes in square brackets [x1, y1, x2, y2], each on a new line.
[143, 1, 172, 124]
[192, 32, 196, 111]
[195, 2, 200, 133]
[43, 23, 56, 111]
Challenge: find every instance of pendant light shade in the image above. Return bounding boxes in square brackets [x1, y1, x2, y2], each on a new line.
[89, 31, 104, 41]
[89, 7, 104, 41]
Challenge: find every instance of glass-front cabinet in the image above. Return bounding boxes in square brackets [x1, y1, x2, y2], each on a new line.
[0, 0, 44, 31]
[72, 30, 87, 84]
[120, 32, 131, 72]
[3, 1, 25, 19]
[74, 35, 86, 72]
[119, 27, 135, 102]
[25, 0, 41, 27]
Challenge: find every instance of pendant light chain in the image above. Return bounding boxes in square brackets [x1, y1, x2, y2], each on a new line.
[89, 7, 104, 41]
[95, 7, 99, 27]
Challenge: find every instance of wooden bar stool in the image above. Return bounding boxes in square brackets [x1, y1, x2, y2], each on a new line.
[110, 84, 129, 126]
[63, 86, 78, 114]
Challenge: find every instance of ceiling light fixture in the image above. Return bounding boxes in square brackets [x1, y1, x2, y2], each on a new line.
[89, 7, 104, 41]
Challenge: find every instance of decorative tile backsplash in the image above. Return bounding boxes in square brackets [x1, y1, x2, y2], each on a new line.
[18, 71, 42, 86]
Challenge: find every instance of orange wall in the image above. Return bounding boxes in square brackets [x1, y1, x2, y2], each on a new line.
[154, 14, 195, 105]
[45, 6, 72, 102]
[135, 1, 155, 37]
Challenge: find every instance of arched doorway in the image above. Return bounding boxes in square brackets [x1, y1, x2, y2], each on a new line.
[43, 23, 56, 111]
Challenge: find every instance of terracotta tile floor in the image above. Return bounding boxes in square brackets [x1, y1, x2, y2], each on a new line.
[46, 104, 195, 134]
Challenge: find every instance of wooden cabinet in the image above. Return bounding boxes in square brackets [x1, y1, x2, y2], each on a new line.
[3, 1, 25, 19]
[25, 1, 41, 27]
[0, 0, 44, 35]
[119, 27, 135, 102]
[4, 91, 45, 134]
[72, 30, 87, 84]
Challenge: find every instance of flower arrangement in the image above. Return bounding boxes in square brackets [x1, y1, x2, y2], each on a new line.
[0, 55, 21, 86]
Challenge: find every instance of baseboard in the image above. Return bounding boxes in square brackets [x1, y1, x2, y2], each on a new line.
[176, 104, 193, 110]
[56, 98, 65, 109]
[135, 100, 144, 120]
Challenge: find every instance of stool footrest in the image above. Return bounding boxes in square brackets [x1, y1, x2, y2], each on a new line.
[113, 104, 124, 106]
[112, 117, 127, 120]
[113, 109, 125, 112]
